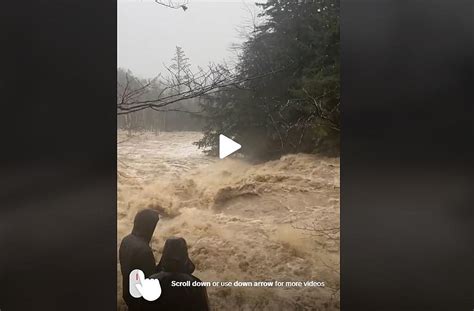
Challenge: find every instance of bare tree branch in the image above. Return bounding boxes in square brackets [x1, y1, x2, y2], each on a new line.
[117, 63, 287, 116]
[154, 0, 189, 11]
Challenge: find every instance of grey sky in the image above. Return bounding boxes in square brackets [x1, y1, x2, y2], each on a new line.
[118, 0, 262, 79]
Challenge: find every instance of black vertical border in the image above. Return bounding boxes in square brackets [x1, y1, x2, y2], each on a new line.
[0, 0, 117, 310]
[341, 0, 474, 310]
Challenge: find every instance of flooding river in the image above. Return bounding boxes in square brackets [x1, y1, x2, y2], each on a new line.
[117, 131, 340, 310]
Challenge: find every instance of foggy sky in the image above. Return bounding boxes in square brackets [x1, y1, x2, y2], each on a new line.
[118, 0, 262, 79]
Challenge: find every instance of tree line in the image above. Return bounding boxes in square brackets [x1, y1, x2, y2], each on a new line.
[197, 0, 340, 158]
[117, 46, 204, 133]
[118, 0, 340, 158]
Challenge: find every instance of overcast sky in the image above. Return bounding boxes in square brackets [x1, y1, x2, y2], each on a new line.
[118, 0, 262, 79]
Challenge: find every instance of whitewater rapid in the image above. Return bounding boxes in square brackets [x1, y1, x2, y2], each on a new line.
[117, 131, 340, 310]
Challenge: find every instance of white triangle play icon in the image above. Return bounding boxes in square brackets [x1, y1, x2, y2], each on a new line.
[219, 134, 241, 159]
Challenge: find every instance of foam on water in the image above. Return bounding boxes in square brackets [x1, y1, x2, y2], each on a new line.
[117, 131, 340, 310]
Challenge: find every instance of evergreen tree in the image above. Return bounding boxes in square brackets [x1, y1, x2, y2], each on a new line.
[197, 0, 340, 158]
[169, 46, 191, 93]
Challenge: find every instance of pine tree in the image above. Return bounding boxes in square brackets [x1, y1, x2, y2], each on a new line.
[197, 0, 340, 158]
[169, 46, 191, 93]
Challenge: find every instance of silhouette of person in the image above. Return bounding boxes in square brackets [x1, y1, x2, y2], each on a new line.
[142, 237, 210, 311]
[119, 209, 160, 310]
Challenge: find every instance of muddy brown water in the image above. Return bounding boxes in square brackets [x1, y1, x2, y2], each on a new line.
[117, 131, 340, 310]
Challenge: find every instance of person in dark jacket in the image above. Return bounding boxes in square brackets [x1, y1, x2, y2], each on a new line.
[119, 209, 160, 310]
[142, 237, 210, 311]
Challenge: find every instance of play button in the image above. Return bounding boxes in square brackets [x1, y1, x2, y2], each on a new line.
[219, 134, 241, 159]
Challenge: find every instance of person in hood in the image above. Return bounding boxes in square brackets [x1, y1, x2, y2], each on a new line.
[119, 208, 160, 310]
[142, 237, 210, 311]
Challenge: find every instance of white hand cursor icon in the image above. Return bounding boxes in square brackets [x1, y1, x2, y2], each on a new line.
[135, 271, 162, 302]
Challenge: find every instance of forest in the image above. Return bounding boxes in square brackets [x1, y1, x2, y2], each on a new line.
[118, 1, 341, 309]
[118, 0, 340, 158]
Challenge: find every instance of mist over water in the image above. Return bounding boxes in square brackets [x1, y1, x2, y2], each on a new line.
[117, 131, 340, 310]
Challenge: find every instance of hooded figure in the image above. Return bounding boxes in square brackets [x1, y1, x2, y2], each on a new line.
[156, 237, 195, 274]
[119, 209, 160, 310]
[142, 237, 210, 311]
